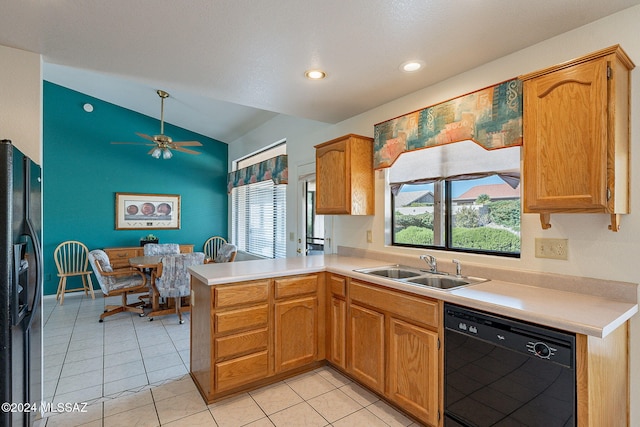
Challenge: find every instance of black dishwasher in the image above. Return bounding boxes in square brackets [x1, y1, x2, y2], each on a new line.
[444, 303, 576, 427]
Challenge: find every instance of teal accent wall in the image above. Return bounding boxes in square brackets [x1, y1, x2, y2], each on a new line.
[43, 82, 228, 296]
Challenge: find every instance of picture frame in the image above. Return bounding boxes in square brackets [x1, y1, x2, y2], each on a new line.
[115, 193, 181, 230]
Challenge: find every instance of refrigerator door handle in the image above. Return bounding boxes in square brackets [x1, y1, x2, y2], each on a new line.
[23, 218, 41, 332]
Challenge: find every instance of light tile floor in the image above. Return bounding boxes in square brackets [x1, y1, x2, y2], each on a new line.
[37, 292, 424, 426]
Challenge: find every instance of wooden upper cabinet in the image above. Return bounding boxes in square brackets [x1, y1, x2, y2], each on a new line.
[519, 45, 634, 231]
[315, 134, 374, 215]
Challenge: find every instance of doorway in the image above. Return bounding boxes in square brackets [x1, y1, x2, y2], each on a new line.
[296, 162, 329, 256]
[303, 179, 324, 255]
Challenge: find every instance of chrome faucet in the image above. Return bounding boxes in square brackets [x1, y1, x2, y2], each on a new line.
[420, 254, 437, 273]
[452, 259, 462, 277]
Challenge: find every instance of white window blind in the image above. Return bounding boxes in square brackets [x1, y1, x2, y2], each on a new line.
[232, 180, 286, 259]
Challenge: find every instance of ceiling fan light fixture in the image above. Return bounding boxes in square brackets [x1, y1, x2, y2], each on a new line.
[113, 88, 203, 157]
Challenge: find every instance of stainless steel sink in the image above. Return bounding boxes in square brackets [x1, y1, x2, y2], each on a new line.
[405, 275, 487, 290]
[354, 264, 488, 291]
[356, 265, 423, 279]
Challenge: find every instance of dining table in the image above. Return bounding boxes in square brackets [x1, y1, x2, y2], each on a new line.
[128, 255, 162, 270]
[129, 255, 163, 311]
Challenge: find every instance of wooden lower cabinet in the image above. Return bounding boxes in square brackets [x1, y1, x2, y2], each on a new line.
[388, 318, 439, 426]
[274, 296, 318, 373]
[191, 272, 447, 425]
[328, 296, 346, 369]
[190, 273, 323, 403]
[215, 350, 269, 392]
[348, 303, 385, 393]
[577, 322, 629, 427]
[345, 279, 442, 426]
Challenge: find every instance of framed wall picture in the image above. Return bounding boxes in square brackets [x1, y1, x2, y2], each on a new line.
[115, 193, 180, 230]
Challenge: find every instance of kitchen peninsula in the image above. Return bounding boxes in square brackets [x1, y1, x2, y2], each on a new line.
[188, 251, 637, 426]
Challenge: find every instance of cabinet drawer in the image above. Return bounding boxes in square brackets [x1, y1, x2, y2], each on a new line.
[274, 275, 318, 299]
[215, 350, 269, 392]
[105, 247, 143, 268]
[215, 329, 268, 360]
[350, 280, 439, 328]
[215, 304, 268, 334]
[214, 280, 269, 308]
[329, 275, 346, 297]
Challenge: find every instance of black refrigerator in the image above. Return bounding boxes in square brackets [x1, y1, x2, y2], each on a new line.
[0, 140, 42, 427]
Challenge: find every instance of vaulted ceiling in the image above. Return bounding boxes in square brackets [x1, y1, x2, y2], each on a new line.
[1, 1, 638, 143]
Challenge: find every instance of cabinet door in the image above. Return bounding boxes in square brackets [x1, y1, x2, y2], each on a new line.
[274, 296, 318, 373]
[328, 297, 346, 369]
[388, 318, 439, 426]
[348, 303, 385, 393]
[523, 56, 609, 212]
[316, 138, 349, 214]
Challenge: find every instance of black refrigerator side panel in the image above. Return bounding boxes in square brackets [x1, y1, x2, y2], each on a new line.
[0, 140, 17, 426]
[26, 158, 42, 425]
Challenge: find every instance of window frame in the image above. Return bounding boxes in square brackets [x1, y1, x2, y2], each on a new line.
[231, 142, 287, 259]
[391, 177, 521, 258]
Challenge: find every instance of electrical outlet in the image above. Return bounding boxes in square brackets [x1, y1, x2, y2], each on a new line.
[366, 230, 373, 243]
[535, 238, 568, 260]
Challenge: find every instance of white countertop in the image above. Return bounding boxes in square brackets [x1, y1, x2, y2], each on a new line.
[189, 254, 638, 338]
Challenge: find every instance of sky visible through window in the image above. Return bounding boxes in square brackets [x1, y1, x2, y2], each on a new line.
[399, 175, 506, 198]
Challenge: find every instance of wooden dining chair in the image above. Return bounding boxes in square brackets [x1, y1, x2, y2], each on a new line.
[203, 236, 227, 262]
[87, 249, 148, 322]
[53, 240, 96, 305]
[213, 243, 237, 263]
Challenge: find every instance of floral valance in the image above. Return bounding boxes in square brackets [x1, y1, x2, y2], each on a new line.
[373, 79, 522, 169]
[227, 154, 288, 193]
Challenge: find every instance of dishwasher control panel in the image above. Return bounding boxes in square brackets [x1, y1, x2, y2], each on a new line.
[445, 304, 575, 368]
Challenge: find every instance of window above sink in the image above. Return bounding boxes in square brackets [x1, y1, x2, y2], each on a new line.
[391, 174, 521, 258]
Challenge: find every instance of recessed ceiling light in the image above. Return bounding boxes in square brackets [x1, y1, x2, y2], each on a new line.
[305, 69, 327, 80]
[400, 60, 424, 73]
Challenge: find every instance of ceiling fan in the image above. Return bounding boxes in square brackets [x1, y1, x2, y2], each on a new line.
[112, 89, 203, 159]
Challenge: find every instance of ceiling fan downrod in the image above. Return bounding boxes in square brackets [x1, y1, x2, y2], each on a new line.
[157, 89, 169, 136]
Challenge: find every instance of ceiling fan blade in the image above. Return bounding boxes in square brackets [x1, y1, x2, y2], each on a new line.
[111, 142, 155, 146]
[135, 132, 157, 142]
[172, 141, 203, 147]
[173, 146, 202, 155]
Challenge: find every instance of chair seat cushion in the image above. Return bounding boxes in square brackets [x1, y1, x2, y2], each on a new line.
[106, 275, 146, 293]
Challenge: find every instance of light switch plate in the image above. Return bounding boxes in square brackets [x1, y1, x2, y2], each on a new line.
[535, 238, 568, 260]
